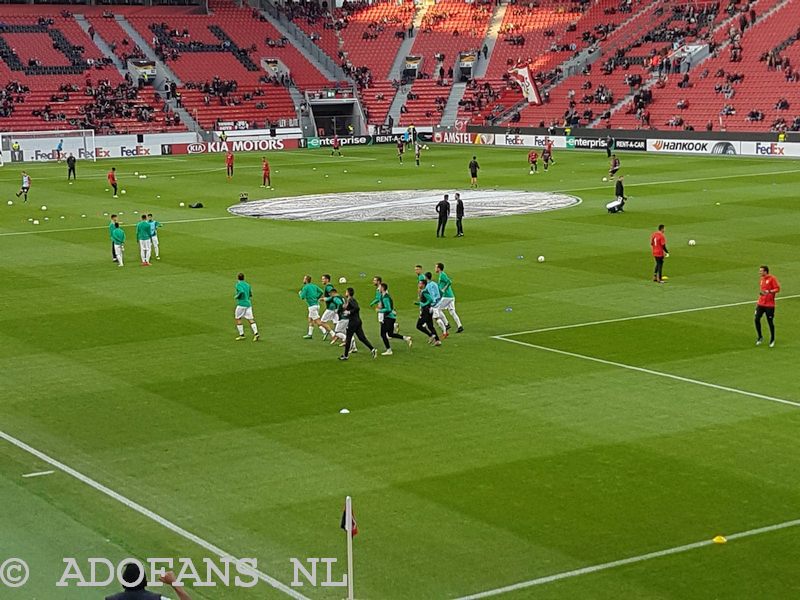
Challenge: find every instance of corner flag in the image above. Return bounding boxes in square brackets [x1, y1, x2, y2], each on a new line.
[341, 502, 358, 536]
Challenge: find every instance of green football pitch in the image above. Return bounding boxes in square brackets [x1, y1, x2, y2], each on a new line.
[1, 144, 799, 599]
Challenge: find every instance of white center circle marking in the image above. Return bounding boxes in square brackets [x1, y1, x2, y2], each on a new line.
[228, 189, 581, 222]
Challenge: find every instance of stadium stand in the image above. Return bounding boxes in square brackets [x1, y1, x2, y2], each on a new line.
[611, 0, 800, 132]
[0, 10, 183, 133]
[2, 0, 800, 134]
[280, 0, 416, 126]
[503, 0, 728, 128]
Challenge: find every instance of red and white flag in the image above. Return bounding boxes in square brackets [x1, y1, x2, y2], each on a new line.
[509, 64, 542, 105]
[341, 503, 358, 536]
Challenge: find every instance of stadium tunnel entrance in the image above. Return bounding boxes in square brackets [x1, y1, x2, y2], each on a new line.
[227, 189, 582, 222]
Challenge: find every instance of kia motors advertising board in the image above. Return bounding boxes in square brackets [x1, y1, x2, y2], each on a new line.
[647, 139, 741, 154]
[169, 139, 299, 154]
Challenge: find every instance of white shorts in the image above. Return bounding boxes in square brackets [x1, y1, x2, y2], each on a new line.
[307, 305, 320, 320]
[139, 239, 152, 251]
[377, 311, 384, 323]
[114, 243, 124, 254]
[321, 309, 339, 323]
[431, 305, 443, 319]
[438, 297, 455, 311]
[151, 234, 159, 245]
[235, 306, 254, 320]
[335, 319, 349, 334]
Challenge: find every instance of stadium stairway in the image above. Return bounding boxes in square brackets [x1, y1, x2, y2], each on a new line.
[73, 14, 124, 72]
[439, 2, 506, 125]
[439, 81, 467, 126]
[388, 7, 427, 81]
[117, 15, 182, 85]
[386, 82, 408, 126]
[260, 4, 342, 83]
[471, 3, 507, 79]
[114, 16, 203, 134]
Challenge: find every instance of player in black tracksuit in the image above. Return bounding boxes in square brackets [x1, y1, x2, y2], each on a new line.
[455, 192, 464, 237]
[340, 288, 377, 360]
[436, 194, 450, 237]
[66, 154, 76, 180]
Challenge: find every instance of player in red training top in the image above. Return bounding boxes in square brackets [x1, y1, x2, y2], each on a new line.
[261, 157, 271, 188]
[107, 167, 118, 198]
[650, 224, 668, 283]
[528, 149, 538, 174]
[544, 137, 555, 164]
[331, 135, 342, 157]
[755, 265, 780, 347]
[225, 151, 234, 180]
[542, 138, 554, 172]
[396, 137, 405, 163]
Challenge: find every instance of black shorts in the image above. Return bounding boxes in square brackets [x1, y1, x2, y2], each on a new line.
[542, 154, 551, 163]
[609, 167, 620, 175]
[755, 305, 775, 319]
[470, 171, 478, 178]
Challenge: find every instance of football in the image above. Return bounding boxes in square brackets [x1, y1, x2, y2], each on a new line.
[602, 177, 608, 182]
[689, 239, 697, 246]
[338, 277, 347, 284]
[538, 256, 545, 262]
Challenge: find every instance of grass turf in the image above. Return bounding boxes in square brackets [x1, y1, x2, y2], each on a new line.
[0, 144, 799, 599]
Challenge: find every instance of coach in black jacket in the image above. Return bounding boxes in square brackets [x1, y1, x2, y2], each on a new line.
[455, 192, 464, 237]
[340, 288, 377, 360]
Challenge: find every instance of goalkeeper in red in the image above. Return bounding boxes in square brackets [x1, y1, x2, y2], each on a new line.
[755, 265, 780, 347]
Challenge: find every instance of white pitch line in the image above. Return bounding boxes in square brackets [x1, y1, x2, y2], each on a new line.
[492, 336, 800, 409]
[499, 294, 800, 337]
[453, 516, 800, 599]
[0, 216, 237, 237]
[0, 429, 310, 600]
[22, 470, 54, 478]
[555, 167, 800, 195]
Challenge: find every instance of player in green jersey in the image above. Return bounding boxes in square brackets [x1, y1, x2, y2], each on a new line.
[436, 262, 463, 333]
[147, 213, 162, 260]
[111, 222, 125, 267]
[319, 274, 339, 340]
[299, 274, 324, 339]
[234, 272, 259, 341]
[136, 214, 153, 266]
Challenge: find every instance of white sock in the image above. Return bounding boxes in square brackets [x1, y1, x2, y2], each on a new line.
[436, 318, 447, 332]
[237, 324, 244, 336]
[319, 325, 327, 335]
[451, 310, 462, 328]
[153, 240, 159, 257]
[145, 247, 151, 262]
[336, 332, 346, 341]
[307, 326, 314, 336]
[251, 322, 258, 335]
